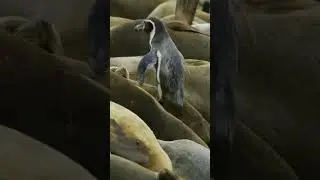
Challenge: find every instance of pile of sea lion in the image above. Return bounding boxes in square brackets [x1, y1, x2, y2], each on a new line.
[0, 0, 320, 179]
[110, 0, 211, 179]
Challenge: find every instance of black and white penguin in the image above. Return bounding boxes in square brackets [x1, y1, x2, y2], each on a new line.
[134, 17, 185, 112]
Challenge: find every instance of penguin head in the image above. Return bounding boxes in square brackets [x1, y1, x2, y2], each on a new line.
[135, 17, 167, 33]
[134, 17, 169, 45]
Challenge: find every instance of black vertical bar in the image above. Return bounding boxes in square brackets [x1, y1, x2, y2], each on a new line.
[88, 0, 109, 179]
[211, 0, 239, 178]
[88, 0, 108, 80]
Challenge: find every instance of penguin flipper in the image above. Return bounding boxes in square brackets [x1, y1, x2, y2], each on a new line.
[137, 50, 158, 85]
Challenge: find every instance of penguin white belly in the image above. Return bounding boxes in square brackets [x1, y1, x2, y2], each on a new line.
[156, 51, 163, 100]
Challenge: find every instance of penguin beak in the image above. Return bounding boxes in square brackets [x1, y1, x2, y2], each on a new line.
[134, 22, 145, 32]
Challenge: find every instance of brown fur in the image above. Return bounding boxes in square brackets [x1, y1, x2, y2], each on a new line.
[110, 20, 210, 60]
[0, 125, 97, 180]
[127, 79, 210, 144]
[234, 5, 320, 179]
[14, 20, 64, 55]
[0, 29, 108, 179]
[111, 154, 181, 180]
[110, 0, 167, 19]
[109, 71, 208, 148]
[0, 16, 30, 32]
[110, 16, 133, 29]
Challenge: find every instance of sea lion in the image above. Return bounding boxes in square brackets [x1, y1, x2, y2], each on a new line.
[244, 0, 317, 13]
[158, 139, 210, 180]
[108, 66, 210, 144]
[110, 20, 210, 60]
[14, 19, 64, 55]
[110, 101, 173, 172]
[147, 0, 210, 23]
[226, 121, 299, 180]
[110, 66, 130, 79]
[233, 5, 320, 179]
[161, 14, 207, 25]
[109, 71, 208, 148]
[0, 125, 97, 180]
[191, 23, 210, 36]
[110, 16, 133, 29]
[0, 16, 30, 32]
[110, 57, 210, 122]
[125, 78, 210, 144]
[0, 30, 108, 180]
[0, 0, 93, 32]
[110, 154, 181, 180]
[110, 0, 167, 20]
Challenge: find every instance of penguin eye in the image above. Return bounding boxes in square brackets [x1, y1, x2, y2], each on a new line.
[144, 21, 154, 33]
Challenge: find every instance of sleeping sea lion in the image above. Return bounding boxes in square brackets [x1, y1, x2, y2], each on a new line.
[110, 154, 181, 180]
[110, 57, 210, 122]
[122, 78, 210, 144]
[110, 0, 167, 20]
[110, 66, 130, 79]
[0, 16, 30, 32]
[225, 121, 299, 180]
[110, 16, 133, 29]
[110, 20, 210, 60]
[110, 101, 173, 172]
[0, 125, 97, 180]
[14, 19, 64, 55]
[0, 29, 108, 179]
[158, 139, 210, 180]
[245, 0, 317, 14]
[233, 4, 320, 179]
[147, 0, 210, 23]
[109, 71, 208, 148]
[0, 0, 93, 32]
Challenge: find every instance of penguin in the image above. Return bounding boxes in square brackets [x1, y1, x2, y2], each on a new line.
[134, 17, 185, 116]
[88, 0, 108, 79]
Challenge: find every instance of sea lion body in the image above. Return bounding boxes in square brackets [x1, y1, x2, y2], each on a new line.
[109, 71, 208, 147]
[14, 19, 64, 55]
[158, 139, 210, 180]
[110, 0, 167, 20]
[0, 125, 97, 180]
[110, 57, 210, 122]
[110, 16, 133, 29]
[0, 16, 31, 32]
[0, 0, 92, 32]
[110, 154, 180, 180]
[110, 101, 173, 172]
[110, 20, 210, 60]
[147, 0, 210, 23]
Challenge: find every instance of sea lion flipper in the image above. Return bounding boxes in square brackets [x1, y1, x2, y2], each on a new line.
[175, 0, 200, 25]
[137, 50, 158, 85]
